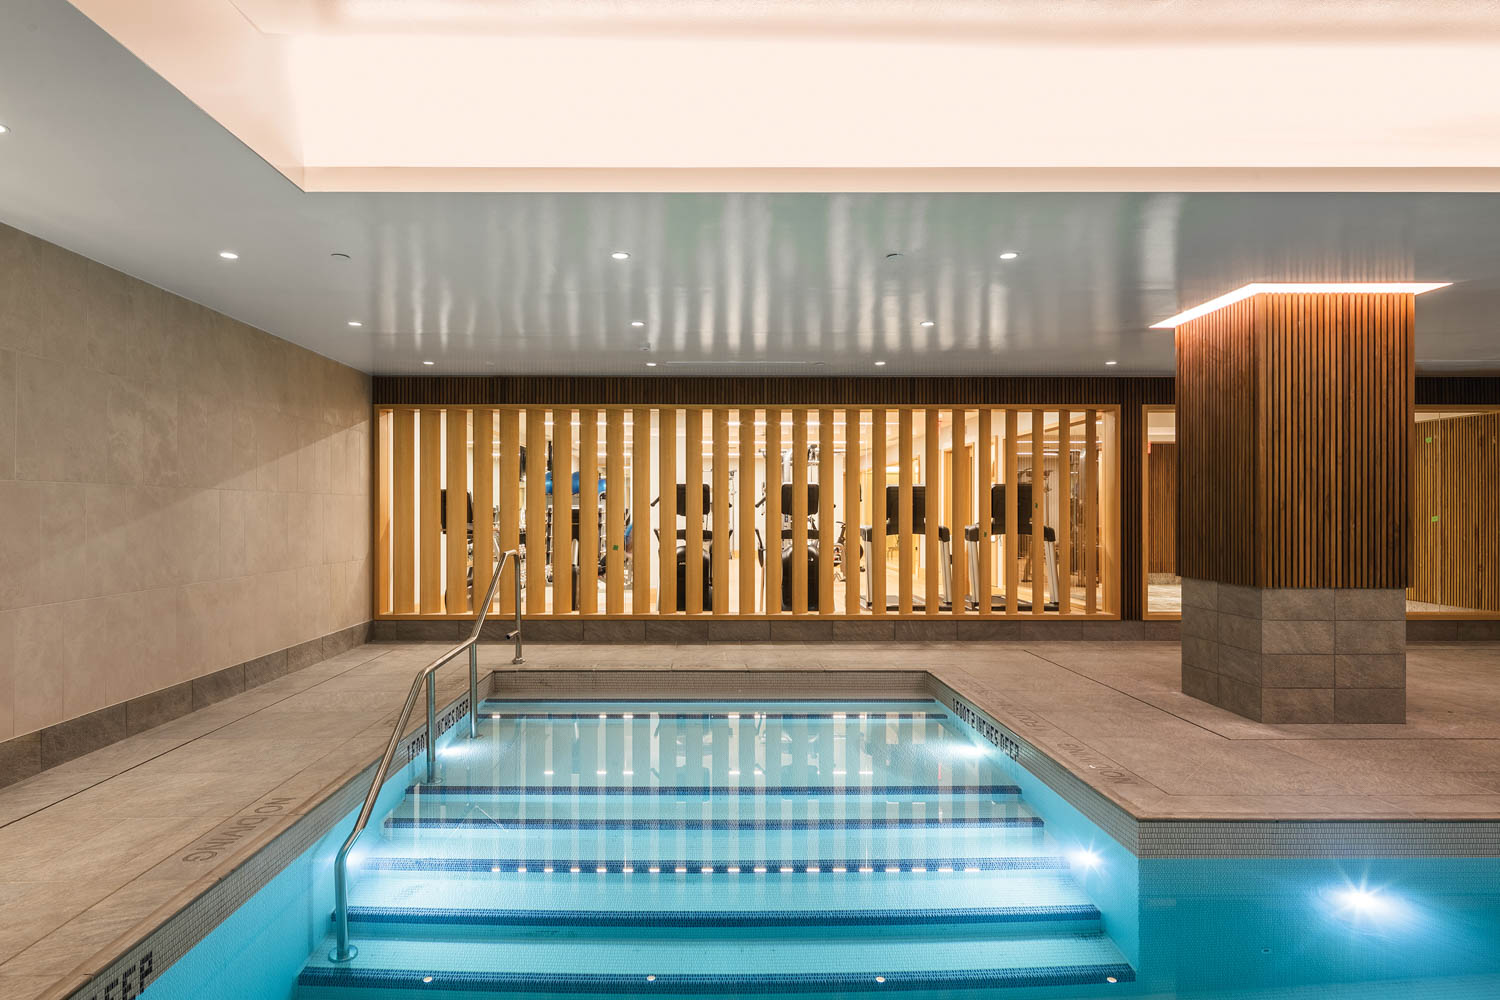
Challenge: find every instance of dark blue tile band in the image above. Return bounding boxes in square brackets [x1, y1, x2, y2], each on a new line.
[346, 903, 1100, 928]
[357, 856, 1070, 874]
[298, 963, 1137, 993]
[383, 816, 1044, 831]
[405, 783, 1022, 798]
[481, 712, 947, 720]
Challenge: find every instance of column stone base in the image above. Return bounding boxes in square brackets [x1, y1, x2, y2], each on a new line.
[1180, 579, 1406, 724]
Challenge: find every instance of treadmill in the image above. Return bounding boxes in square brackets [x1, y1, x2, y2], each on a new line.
[859, 485, 953, 611]
[962, 482, 1060, 612]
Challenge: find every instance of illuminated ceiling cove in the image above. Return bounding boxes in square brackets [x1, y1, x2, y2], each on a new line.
[63, 0, 1500, 193]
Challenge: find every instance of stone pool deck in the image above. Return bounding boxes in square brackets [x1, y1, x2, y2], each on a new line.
[2, 639, 1498, 998]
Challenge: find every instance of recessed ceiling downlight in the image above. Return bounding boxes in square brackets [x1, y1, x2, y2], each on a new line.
[347, 320, 362, 327]
[611, 251, 631, 260]
[1105, 360, 1118, 366]
[218, 250, 239, 260]
[1000, 251, 1020, 260]
[645, 361, 658, 367]
[0, 124, 9, 135]
[874, 361, 887, 367]
[920, 320, 935, 328]
[422, 360, 435, 366]
[631, 321, 645, 327]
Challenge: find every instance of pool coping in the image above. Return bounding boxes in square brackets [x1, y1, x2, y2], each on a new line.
[42, 662, 1500, 1000]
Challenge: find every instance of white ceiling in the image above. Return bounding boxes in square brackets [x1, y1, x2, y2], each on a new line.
[0, 0, 1497, 377]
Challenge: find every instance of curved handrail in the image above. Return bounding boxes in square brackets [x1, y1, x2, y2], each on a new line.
[329, 549, 522, 962]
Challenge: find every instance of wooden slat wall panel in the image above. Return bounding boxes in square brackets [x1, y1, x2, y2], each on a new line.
[712, 409, 730, 615]
[685, 409, 705, 614]
[977, 409, 993, 615]
[658, 409, 677, 614]
[552, 410, 573, 614]
[739, 410, 757, 614]
[844, 410, 861, 616]
[818, 409, 835, 615]
[1030, 409, 1044, 618]
[898, 410, 914, 614]
[1145, 443, 1177, 575]
[1408, 412, 1500, 612]
[1057, 410, 1072, 616]
[419, 410, 443, 614]
[924, 409, 941, 615]
[374, 401, 1132, 620]
[791, 411, 809, 614]
[1178, 292, 1413, 589]
[445, 408, 470, 614]
[497, 410, 520, 615]
[578, 409, 599, 615]
[870, 409, 887, 616]
[473, 410, 495, 611]
[391, 409, 415, 614]
[951, 408, 969, 610]
[525, 410, 547, 614]
[606, 409, 626, 613]
[632, 409, 652, 615]
[1084, 411, 1098, 615]
[765, 409, 782, 614]
[1004, 410, 1019, 615]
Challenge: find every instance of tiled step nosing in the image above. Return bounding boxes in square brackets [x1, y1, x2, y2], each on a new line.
[345, 903, 1101, 928]
[383, 816, 1044, 831]
[356, 856, 1071, 874]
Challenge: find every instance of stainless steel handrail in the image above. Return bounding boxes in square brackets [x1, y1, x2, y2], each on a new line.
[329, 549, 522, 963]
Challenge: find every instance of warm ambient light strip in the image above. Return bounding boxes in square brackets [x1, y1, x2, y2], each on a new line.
[1151, 282, 1451, 329]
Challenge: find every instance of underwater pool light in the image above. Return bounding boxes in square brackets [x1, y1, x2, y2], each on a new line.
[1069, 848, 1103, 870]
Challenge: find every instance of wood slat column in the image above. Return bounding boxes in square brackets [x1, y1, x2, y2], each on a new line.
[524, 410, 547, 614]
[473, 409, 495, 612]
[497, 410, 520, 615]
[1175, 291, 1415, 724]
[632, 409, 652, 614]
[419, 409, 443, 614]
[392, 409, 416, 614]
[765, 409, 783, 614]
[445, 408, 470, 614]
[578, 410, 599, 615]
[869, 409, 887, 616]
[658, 408, 677, 614]
[606, 410, 626, 613]
[552, 410, 573, 614]
[685, 409, 705, 614]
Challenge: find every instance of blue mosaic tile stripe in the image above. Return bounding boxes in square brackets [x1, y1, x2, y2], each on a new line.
[481, 711, 947, 720]
[358, 856, 1071, 873]
[346, 903, 1100, 928]
[404, 783, 1022, 798]
[479, 698, 933, 705]
[383, 816, 1045, 832]
[297, 963, 1136, 992]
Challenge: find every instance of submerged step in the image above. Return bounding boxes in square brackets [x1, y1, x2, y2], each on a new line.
[297, 933, 1134, 995]
[406, 782, 1023, 798]
[356, 855, 1070, 874]
[384, 814, 1043, 831]
[346, 902, 1100, 929]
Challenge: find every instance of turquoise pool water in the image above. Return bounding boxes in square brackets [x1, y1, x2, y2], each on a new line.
[145, 698, 1500, 999]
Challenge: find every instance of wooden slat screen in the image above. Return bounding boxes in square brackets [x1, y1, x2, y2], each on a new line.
[373, 404, 1120, 620]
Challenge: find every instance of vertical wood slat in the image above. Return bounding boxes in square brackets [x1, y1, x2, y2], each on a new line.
[1057, 410, 1072, 616]
[419, 409, 443, 614]
[739, 409, 757, 614]
[870, 409, 887, 616]
[1030, 409, 1045, 616]
[977, 409, 993, 615]
[1004, 409, 1019, 616]
[473, 410, 495, 612]
[924, 409, 941, 615]
[1084, 410, 1098, 615]
[445, 408, 469, 614]
[497, 410, 520, 615]
[685, 409, 705, 614]
[606, 409, 626, 613]
[845, 410, 862, 616]
[392, 408, 416, 614]
[818, 409, 835, 615]
[632, 408, 652, 615]
[765, 409, 783, 614]
[712, 409, 731, 615]
[376, 410, 393, 615]
[791, 410, 809, 614]
[525, 409, 548, 614]
[898, 409, 914, 615]
[552, 410, 573, 614]
[578, 409, 600, 614]
[951, 408, 969, 611]
[658, 408, 677, 614]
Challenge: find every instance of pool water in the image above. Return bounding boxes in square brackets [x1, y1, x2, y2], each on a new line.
[295, 699, 1138, 996]
[163, 694, 1500, 1000]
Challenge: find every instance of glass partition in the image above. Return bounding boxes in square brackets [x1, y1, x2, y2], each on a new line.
[1142, 407, 1180, 617]
[374, 405, 1120, 620]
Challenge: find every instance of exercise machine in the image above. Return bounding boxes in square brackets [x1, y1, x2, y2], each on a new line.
[653, 483, 714, 611]
[859, 485, 952, 611]
[962, 483, 1060, 612]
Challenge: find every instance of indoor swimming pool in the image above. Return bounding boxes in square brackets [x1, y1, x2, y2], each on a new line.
[142, 696, 1500, 999]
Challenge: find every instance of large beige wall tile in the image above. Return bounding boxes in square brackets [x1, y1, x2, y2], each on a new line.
[0, 349, 16, 480]
[0, 223, 372, 739]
